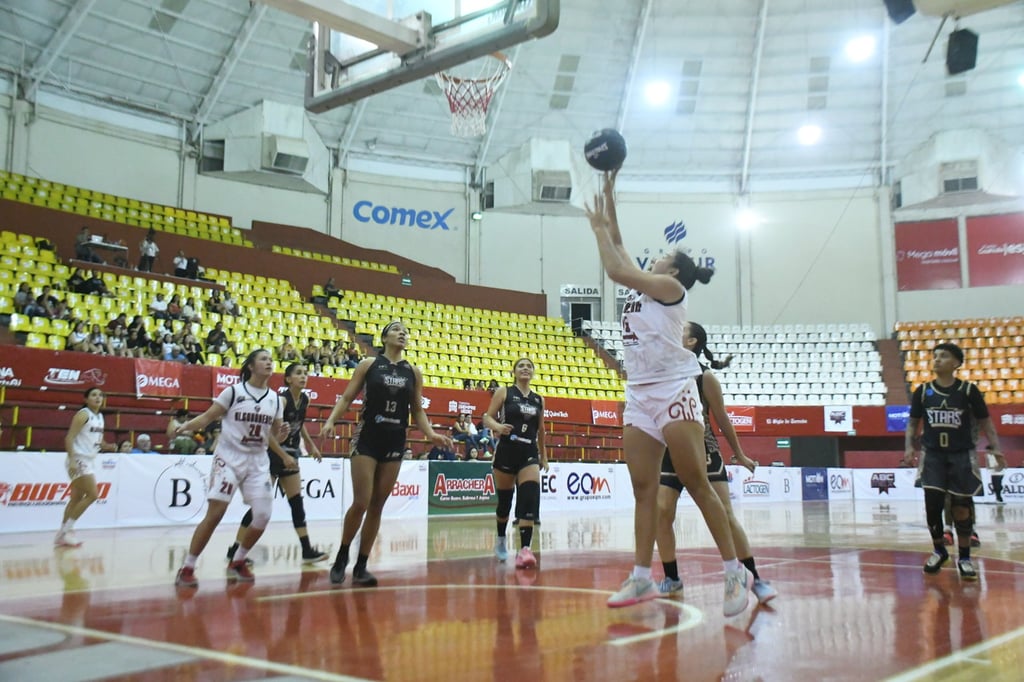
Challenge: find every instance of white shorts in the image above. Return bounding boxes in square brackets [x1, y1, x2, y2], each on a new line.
[206, 455, 272, 505]
[65, 455, 97, 481]
[623, 377, 704, 445]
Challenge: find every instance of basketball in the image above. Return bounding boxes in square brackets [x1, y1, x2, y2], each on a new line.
[584, 129, 628, 171]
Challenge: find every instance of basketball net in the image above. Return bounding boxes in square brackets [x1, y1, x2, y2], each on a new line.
[436, 52, 511, 137]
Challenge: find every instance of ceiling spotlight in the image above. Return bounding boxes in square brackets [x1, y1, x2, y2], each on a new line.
[797, 124, 823, 146]
[471, 210, 483, 221]
[736, 209, 760, 231]
[845, 35, 876, 62]
[1017, 72, 1024, 87]
[643, 81, 672, 106]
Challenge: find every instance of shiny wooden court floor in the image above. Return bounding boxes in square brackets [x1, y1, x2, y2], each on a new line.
[2, 501, 1023, 681]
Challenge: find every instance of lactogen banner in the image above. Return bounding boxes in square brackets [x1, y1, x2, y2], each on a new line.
[966, 213, 1024, 287]
[894, 219, 961, 291]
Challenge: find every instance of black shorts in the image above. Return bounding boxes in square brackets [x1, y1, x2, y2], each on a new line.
[269, 447, 300, 479]
[659, 447, 727, 493]
[351, 424, 406, 463]
[919, 448, 982, 497]
[492, 441, 539, 476]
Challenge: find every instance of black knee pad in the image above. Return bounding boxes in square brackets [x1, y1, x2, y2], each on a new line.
[496, 488, 514, 520]
[951, 496, 974, 535]
[240, 508, 254, 529]
[515, 480, 540, 522]
[288, 494, 307, 529]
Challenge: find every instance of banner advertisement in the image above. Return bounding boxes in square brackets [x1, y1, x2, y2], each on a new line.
[726, 407, 756, 433]
[851, 468, 923, 501]
[0, 453, 119, 532]
[801, 467, 829, 501]
[886, 406, 910, 433]
[824, 405, 853, 433]
[134, 358, 183, 398]
[894, 219, 962, 291]
[428, 461, 496, 515]
[382, 460, 428, 518]
[734, 466, 802, 503]
[826, 468, 854, 499]
[553, 462, 622, 511]
[210, 368, 240, 397]
[966, 213, 1024, 287]
[590, 400, 620, 426]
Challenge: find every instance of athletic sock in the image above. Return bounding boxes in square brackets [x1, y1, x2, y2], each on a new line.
[519, 525, 533, 549]
[233, 546, 249, 563]
[632, 565, 652, 580]
[958, 547, 970, 561]
[723, 558, 742, 573]
[335, 544, 350, 567]
[497, 520, 507, 538]
[740, 557, 760, 581]
[662, 560, 679, 581]
[354, 553, 369, 573]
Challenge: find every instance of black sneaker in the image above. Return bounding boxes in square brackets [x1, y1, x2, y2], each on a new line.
[352, 569, 378, 587]
[226, 543, 254, 567]
[957, 558, 978, 581]
[923, 552, 949, 574]
[329, 556, 348, 585]
[302, 548, 328, 564]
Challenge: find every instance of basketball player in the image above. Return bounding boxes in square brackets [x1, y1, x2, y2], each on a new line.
[228, 362, 327, 566]
[656, 322, 777, 604]
[482, 357, 548, 569]
[55, 387, 114, 547]
[585, 172, 751, 616]
[320, 321, 451, 587]
[174, 350, 288, 588]
[904, 342, 1004, 580]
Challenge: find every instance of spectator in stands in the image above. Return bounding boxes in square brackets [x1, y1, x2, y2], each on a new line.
[149, 293, 169, 319]
[343, 341, 361, 369]
[66, 321, 92, 353]
[452, 413, 485, 454]
[475, 380, 486, 390]
[13, 283, 32, 313]
[475, 416, 494, 453]
[487, 379, 500, 393]
[161, 333, 188, 363]
[181, 297, 201, 323]
[302, 337, 322, 365]
[88, 324, 111, 355]
[138, 229, 159, 272]
[124, 320, 147, 358]
[204, 422, 221, 453]
[324, 277, 340, 300]
[428, 443, 458, 460]
[167, 294, 183, 320]
[50, 300, 71, 322]
[403, 448, 414, 460]
[118, 440, 132, 454]
[208, 290, 223, 314]
[173, 249, 188, 278]
[83, 271, 112, 297]
[67, 268, 87, 294]
[131, 434, 157, 454]
[467, 447, 481, 461]
[74, 226, 104, 264]
[462, 378, 472, 390]
[180, 328, 204, 365]
[55, 386, 113, 548]
[167, 408, 198, 454]
[221, 292, 239, 317]
[108, 326, 132, 358]
[278, 336, 299, 362]
[156, 318, 175, 342]
[206, 321, 233, 356]
[106, 313, 128, 334]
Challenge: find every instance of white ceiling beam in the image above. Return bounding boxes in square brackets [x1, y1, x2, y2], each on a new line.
[255, 0, 424, 55]
[23, 0, 99, 102]
[615, 0, 654, 133]
[194, 4, 267, 128]
[337, 99, 369, 170]
[739, 0, 770, 195]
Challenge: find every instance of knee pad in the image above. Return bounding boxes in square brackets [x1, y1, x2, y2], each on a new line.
[288, 494, 307, 529]
[496, 488, 514, 520]
[515, 480, 540, 522]
[951, 496, 974, 535]
[240, 508, 254, 529]
[248, 497, 273, 530]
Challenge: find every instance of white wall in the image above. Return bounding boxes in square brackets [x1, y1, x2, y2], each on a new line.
[193, 171, 327, 232]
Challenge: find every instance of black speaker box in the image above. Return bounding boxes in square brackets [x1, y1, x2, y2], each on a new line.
[882, 0, 916, 24]
[947, 29, 978, 76]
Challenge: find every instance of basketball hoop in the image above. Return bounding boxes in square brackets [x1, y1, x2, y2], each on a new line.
[436, 52, 512, 137]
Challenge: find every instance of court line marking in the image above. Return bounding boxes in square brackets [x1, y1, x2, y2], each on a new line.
[885, 623, 1024, 682]
[258, 583, 705, 646]
[0, 613, 375, 682]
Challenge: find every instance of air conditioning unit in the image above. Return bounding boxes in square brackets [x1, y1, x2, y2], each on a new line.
[532, 170, 572, 203]
[262, 135, 309, 175]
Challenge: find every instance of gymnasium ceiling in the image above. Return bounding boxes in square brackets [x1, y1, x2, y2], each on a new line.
[1, 0, 1023, 189]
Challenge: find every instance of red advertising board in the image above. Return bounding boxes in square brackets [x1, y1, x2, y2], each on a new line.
[724, 406, 756, 433]
[134, 359, 183, 397]
[590, 400, 621, 426]
[966, 213, 1024, 287]
[894, 220, 961, 291]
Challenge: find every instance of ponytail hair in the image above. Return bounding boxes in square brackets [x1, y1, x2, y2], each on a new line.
[687, 322, 733, 370]
[671, 250, 714, 289]
[239, 348, 268, 383]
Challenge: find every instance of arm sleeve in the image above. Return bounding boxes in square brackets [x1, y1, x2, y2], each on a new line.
[908, 385, 924, 419]
[967, 382, 990, 419]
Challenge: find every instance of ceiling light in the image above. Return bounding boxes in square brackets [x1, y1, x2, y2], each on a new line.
[736, 209, 760, 231]
[471, 210, 483, 221]
[845, 35, 876, 63]
[797, 124, 822, 146]
[1018, 72, 1024, 88]
[643, 81, 671, 107]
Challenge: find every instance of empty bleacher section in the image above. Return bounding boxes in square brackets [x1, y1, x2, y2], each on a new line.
[272, 245, 399, 276]
[898, 318, 1024, 404]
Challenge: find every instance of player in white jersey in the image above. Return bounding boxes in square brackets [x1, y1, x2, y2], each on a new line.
[174, 349, 288, 589]
[585, 171, 752, 617]
[55, 386, 113, 548]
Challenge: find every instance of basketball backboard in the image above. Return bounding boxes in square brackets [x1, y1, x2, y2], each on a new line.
[256, 0, 559, 113]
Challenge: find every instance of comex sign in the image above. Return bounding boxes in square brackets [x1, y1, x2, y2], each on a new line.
[352, 200, 454, 230]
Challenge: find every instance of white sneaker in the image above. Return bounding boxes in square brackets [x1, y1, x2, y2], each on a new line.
[607, 576, 659, 608]
[658, 577, 684, 596]
[55, 531, 82, 548]
[752, 579, 778, 604]
[494, 537, 508, 562]
[723, 567, 752, 617]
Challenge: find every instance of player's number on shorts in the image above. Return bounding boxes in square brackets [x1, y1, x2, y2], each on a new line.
[219, 480, 234, 495]
[248, 424, 262, 439]
[385, 400, 397, 413]
[939, 432, 948, 448]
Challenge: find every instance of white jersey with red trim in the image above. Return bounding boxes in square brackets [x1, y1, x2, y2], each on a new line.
[620, 288, 701, 385]
[70, 407, 104, 459]
[214, 382, 283, 468]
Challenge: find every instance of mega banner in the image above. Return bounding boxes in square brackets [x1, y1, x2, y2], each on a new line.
[966, 213, 1024, 287]
[134, 358, 183, 398]
[894, 219, 961, 291]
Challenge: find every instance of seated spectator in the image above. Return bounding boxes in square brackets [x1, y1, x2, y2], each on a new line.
[173, 249, 188, 278]
[206, 321, 233, 355]
[13, 283, 33, 313]
[402, 447, 415, 460]
[67, 268, 87, 293]
[108, 326, 132, 358]
[302, 337, 322, 365]
[83, 271, 112, 297]
[166, 294, 183, 320]
[118, 440, 132, 454]
[324, 277, 340, 300]
[428, 443, 458, 460]
[475, 380, 486, 390]
[469, 415, 493, 454]
[161, 333, 187, 363]
[156, 318, 175, 341]
[75, 226, 104, 264]
[204, 422, 221, 454]
[179, 330, 204, 364]
[66, 321, 92, 352]
[207, 290, 223, 314]
[50, 300, 71, 321]
[181, 297, 201, 323]
[462, 378, 472, 390]
[487, 379, 500, 393]
[278, 336, 299, 362]
[149, 293, 169, 319]
[88, 324, 111, 355]
[131, 434, 157, 454]
[452, 413, 485, 454]
[106, 313, 128, 334]
[166, 409, 197, 454]
[342, 341, 362, 369]
[221, 292, 239, 317]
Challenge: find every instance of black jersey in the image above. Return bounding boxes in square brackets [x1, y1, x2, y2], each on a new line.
[910, 379, 988, 452]
[361, 355, 416, 431]
[278, 390, 308, 451]
[696, 371, 720, 459]
[499, 385, 543, 446]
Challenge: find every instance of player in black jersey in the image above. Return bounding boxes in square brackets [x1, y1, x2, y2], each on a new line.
[483, 357, 548, 569]
[321, 321, 451, 586]
[227, 362, 327, 566]
[904, 342, 1004, 580]
[655, 323, 777, 604]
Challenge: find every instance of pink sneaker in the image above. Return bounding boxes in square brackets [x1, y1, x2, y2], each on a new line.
[226, 560, 255, 582]
[515, 547, 537, 569]
[175, 566, 198, 588]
